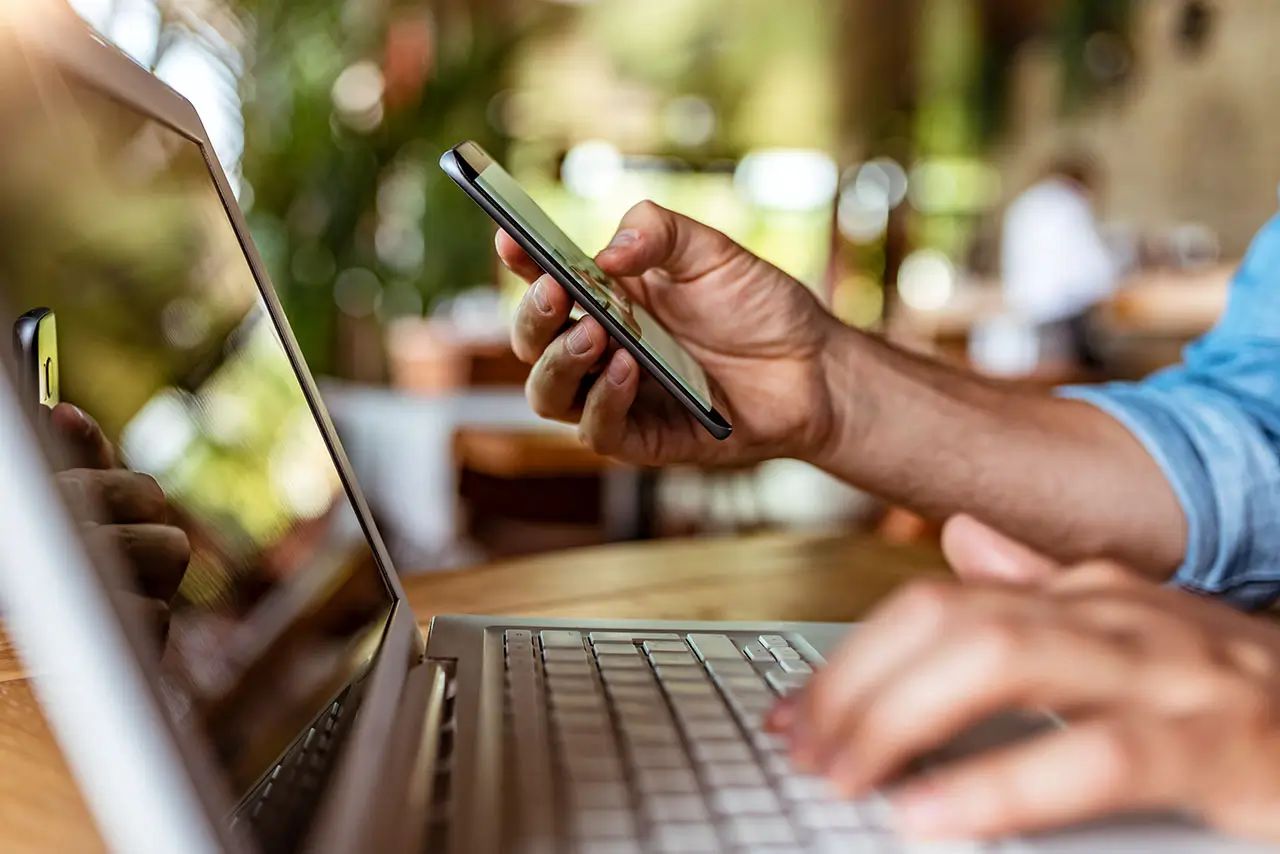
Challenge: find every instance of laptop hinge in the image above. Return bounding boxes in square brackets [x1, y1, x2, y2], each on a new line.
[410, 661, 454, 854]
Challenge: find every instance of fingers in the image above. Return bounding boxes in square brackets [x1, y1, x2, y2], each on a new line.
[821, 617, 1135, 797]
[495, 229, 545, 283]
[791, 580, 964, 769]
[525, 316, 609, 422]
[941, 515, 1061, 586]
[114, 592, 172, 649]
[49, 403, 116, 469]
[56, 469, 167, 524]
[595, 200, 744, 281]
[511, 274, 574, 364]
[87, 523, 190, 601]
[892, 717, 1185, 840]
[577, 350, 640, 456]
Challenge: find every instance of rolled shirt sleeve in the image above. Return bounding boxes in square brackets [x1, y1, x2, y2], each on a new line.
[1059, 211, 1280, 609]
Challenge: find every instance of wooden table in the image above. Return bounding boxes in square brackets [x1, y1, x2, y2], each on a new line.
[0, 533, 945, 853]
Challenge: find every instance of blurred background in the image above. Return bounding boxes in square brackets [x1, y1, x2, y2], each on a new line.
[67, 0, 1271, 570]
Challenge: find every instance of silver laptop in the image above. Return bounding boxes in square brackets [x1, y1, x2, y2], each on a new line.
[0, 8, 1267, 854]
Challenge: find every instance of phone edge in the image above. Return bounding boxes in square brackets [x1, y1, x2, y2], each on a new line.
[439, 144, 733, 442]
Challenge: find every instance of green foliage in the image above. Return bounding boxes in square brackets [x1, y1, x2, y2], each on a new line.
[229, 0, 520, 376]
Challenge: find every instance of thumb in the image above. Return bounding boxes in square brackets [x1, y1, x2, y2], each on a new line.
[941, 515, 1062, 586]
[595, 200, 743, 282]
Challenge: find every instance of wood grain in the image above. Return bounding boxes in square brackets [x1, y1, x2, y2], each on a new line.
[0, 534, 943, 853]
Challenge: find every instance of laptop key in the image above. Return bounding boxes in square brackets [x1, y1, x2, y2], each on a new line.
[724, 816, 797, 846]
[589, 632, 682, 643]
[764, 670, 808, 696]
[794, 801, 863, 830]
[544, 648, 590, 663]
[649, 652, 698, 667]
[598, 656, 649, 671]
[743, 643, 773, 662]
[895, 841, 985, 853]
[630, 746, 690, 769]
[657, 668, 713, 685]
[621, 723, 682, 745]
[572, 808, 635, 838]
[542, 631, 585, 648]
[691, 740, 754, 764]
[563, 756, 625, 781]
[686, 634, 743, 661]
[707, 661, 757, 678]
[857, 795, 895, 829]
[779, 659, 813, 675]
[595, 643, 641, 656]
[643, 640, 690, 654]
[759, 635, 789, 649]
[778, 774, 837, 801]
[663, 681, 717, 697]
[636, 767, 700, 794]
[812, 832, 888, 853]
[671, 701, 733, 721]
[702, 761, 766, 789]
[708, 787, 782, 816]
[651, 824, 721, 853]
[569, 781, 631, 810]
[771, 647, 802, 662]
[576, 842, 644, 854]
[644, 793, 709, 822]
[681, 719, 741, 740]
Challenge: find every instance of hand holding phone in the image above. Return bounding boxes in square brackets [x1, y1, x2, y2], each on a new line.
[440, 142, 733, 440]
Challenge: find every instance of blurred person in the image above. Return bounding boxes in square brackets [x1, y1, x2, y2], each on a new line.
[997, 153, 1119, 371]
[48, 401, 190, 644]
[498, 198, 1280, 610]
[766, 518, 1280, 842]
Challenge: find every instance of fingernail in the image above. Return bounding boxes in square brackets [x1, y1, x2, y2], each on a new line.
[532, 278, 552, 313]
[607, 353, 632, 385]
[566, 322, 592, 356]
[607, 229, 638, 250]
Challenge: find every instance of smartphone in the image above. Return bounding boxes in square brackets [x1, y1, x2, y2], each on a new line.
[440, 142, 733, 441]
[13, 307, 60, 415]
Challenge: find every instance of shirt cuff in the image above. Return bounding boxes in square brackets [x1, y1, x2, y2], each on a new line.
[1059, 383, 1280, 609]
[1058, 383, 1219, 592]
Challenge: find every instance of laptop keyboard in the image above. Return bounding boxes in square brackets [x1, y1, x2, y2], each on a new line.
[230, 690, 353, 852]
[503, 629, 988, 854]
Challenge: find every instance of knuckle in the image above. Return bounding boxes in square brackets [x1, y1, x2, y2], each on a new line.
[965, 618, 1025, 667]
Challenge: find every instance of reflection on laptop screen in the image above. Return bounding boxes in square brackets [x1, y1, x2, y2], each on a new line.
[0, 55, 393, 798]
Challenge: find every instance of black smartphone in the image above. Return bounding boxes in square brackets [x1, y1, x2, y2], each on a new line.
[13, 307, 60, 415]
[440, 141, 733, 441]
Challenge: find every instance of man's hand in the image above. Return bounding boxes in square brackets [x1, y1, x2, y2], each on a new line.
[49, 403, 190, 641]
[769, 564, 1280, 842]
[499, 201, 841, 467]
[941, 514, 1063, 585]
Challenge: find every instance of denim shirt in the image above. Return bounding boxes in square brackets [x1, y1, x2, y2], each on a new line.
[1061, 211, 1280, 610]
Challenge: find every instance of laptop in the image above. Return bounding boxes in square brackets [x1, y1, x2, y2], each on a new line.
[0, 8, 1268, 854]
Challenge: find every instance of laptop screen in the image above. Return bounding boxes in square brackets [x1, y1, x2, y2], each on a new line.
[0, 54, 394, 799]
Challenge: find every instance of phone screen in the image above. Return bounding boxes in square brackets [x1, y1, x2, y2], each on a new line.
[472, 161, 716, 411]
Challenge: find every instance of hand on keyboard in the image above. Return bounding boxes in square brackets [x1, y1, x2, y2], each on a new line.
[769, 564, 1280, 845]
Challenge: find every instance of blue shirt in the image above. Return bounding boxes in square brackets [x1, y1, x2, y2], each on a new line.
[1061, 211, 1280, 610]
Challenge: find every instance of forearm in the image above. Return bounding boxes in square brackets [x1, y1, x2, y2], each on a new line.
[810, 325, 1187, 577]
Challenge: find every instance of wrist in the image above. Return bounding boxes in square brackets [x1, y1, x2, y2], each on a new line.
[802, 316, 877, 471]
